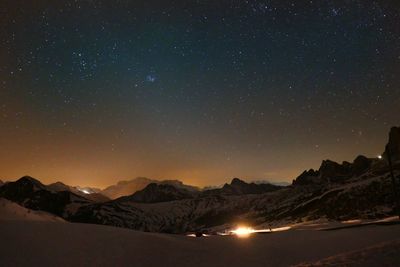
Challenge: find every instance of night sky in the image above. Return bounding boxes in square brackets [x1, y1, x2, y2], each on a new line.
[1, 1, 400, 188]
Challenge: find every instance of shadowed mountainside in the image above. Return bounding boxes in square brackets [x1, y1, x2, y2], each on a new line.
[100, 177, 199, 199]
[0, 177, 110, 218]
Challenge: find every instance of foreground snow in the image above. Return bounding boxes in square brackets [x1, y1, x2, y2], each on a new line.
[295, 239, 400, 266]
[0, 198, 64, 222]
[0, 219, 399, 267]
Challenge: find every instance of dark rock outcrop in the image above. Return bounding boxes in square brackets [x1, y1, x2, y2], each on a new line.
[319, 160, 351, 182]
[293, 155, 372, 185]
[352, 155, 372, 175]
[203, 178, 282, 196]
[383, 126, 400, 163]
[292, 169, 320, 185]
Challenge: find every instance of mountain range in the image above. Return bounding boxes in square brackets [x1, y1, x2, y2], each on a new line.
[100, 177, 200, 199]
[1, 126, 399, 234]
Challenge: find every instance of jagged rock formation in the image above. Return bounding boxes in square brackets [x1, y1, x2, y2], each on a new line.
[292, 169, 320, 186]
[383, 126, 400, 163]
[202, 178, 282, 196]
[293, 155, 372, 185]
[352, 155, 373, 175]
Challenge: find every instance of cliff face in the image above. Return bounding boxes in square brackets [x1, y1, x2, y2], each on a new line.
[292, 155, 372, 185]
[293, 126, 400, 187]
[384, 127, 400, 163]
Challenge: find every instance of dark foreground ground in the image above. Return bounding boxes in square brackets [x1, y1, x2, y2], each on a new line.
[0, 220, 400, 267]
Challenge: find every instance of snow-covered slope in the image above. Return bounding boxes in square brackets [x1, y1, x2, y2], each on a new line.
[0, 198, 64, 222]
[0, 220, 399, 267]
[295, 240, 400, 267]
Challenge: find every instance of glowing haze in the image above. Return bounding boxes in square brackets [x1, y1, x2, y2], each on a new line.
[1, 1, 399, 188]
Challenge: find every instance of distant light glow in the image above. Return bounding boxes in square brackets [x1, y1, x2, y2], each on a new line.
[270, 226, 291, 232]
[231, 227, 255, 237]
[229, 225, 292, 237]
[378, 155, 383, 159]
[186, 233, 211, 238]
[186, 234, 196, 237]
[77, 188, 90, 194]
[342, 219, 362, 224]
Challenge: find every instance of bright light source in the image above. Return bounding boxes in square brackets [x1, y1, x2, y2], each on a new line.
[78, 189, 90, 194]
[221, 225, 291, 237]
[186, 234, 196, 237]
[231, 227, 255, 237]
[378, 155, 382, 159]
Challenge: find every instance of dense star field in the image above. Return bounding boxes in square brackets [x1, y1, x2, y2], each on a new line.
[1, 1, 400, 187]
